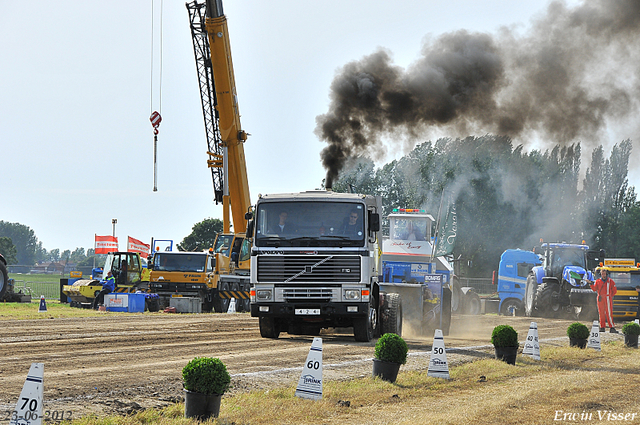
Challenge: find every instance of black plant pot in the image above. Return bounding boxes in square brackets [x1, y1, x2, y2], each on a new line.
[624, 334, 639, 348]
[494, 346, 518, 365]
[372, 359, 401, 383]
[184, 389, 222, 420]
[569, 338, 588, 349]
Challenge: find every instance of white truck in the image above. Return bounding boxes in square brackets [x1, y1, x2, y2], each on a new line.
[247, 190, 402, 342]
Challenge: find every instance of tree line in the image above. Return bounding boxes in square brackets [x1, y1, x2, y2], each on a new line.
[0, 222, 97, 266]
[330, 136, 638, 277]
[0, 218, 223, 266]
[2, 136, 636, 279]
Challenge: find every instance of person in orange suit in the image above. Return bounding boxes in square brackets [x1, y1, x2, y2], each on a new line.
[590, 269, 618, 333]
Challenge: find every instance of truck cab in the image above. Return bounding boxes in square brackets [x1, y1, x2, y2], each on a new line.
[497, 249, 541, 315]
[248, 190, 389, 341]
[148, 251, 214, 310]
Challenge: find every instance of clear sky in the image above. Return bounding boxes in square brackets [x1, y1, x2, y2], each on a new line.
[1, 0, 636, 253]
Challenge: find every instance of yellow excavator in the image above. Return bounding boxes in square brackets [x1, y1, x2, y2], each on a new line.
[183, 0, 252, 312]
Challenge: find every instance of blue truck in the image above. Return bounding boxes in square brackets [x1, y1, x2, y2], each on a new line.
[497, 249, 541, 315]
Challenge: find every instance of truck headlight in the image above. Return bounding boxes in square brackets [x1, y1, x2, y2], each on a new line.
[257, 289, 272, 301]
[344, 289, 361, 300]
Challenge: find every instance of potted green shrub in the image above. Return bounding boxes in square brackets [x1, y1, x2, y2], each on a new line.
[491, 324, 519, 365]
[567, 322, 590, 349]
[372, 333, 408, 383]
[622, 322, 640, 348]
[182, 357, 231, 420]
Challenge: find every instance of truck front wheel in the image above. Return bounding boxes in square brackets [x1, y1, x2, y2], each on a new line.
[259, 316, 280, 339]
[354, 298, 377, 342]
[213, 282, 230, 313]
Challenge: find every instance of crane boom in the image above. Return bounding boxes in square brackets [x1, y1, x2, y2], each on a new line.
[186, 0, 250, 233]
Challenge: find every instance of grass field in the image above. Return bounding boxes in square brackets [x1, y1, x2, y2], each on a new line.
[0, 300, 122, 319]
[9, 273, 72, 299]
[31, 342, 640, 425]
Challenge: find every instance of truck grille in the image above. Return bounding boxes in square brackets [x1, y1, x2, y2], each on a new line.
[257, 255, 361, 283]
[280, 287, 338, 301]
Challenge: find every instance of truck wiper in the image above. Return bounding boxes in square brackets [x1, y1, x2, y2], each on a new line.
[288, 236, 318, 242]
[320, 235, 350, 240]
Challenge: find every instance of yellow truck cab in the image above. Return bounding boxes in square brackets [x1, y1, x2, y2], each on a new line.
[148, 251, 214, 311]
[595, 259, 640, 320]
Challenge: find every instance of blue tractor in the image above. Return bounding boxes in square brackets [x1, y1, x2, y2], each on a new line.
[524, 243, 600, 319]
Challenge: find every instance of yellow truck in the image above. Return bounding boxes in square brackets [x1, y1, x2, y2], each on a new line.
[595, 258, 640, 320]
[148, 246, 251, 313]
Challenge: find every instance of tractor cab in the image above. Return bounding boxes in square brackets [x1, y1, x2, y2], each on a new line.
[103, 252, 145, 287]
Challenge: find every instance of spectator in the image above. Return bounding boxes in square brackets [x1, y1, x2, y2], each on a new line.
[590, 269, 618, 333]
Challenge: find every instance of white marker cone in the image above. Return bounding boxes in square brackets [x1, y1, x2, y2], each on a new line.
[427, 329, 450, 379]
[38, 296, 47, 313]
[522, 321, 541, 360]
[11, 363, 44, 425]
[295, 337, 323, 400]
[227, 298, 236, 314]
[587, 320, 601, 351]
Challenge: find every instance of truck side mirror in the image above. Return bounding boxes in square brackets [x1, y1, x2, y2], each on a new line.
[246, 220, 254, 239]
[245, 211, 253, 220]
[369, 212, 380, 232]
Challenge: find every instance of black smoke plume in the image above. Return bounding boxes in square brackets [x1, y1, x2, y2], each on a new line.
[316, 0, 640, 188]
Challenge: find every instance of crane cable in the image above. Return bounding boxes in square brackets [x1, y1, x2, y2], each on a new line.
[150, 0, 164, 191]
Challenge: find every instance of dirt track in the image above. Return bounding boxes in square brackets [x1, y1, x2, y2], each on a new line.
[0, 311, 620, 419]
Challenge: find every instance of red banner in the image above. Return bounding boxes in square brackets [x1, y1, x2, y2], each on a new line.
[95, 235, 118, 254]
[127, 236, 150, 258]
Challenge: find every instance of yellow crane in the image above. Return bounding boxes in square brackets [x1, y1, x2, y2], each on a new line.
[185, 0, 252, 312]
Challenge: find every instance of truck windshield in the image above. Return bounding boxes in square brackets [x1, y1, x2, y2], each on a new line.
[608, 272, 640, 289]
[390, 217, 429, 241]
[254, 201, 365, 247]
[153, 253, 208, 272]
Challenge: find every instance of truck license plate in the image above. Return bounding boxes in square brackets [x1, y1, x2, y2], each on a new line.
[295, 308, 320, 315]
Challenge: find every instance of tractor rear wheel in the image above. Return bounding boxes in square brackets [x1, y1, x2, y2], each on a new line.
[441, 287, 452, 336]
[381, 293, 402, 336]
[536, 281, 562, 318]
[0, 260, 7, 300]
[450, 277, 463, 313]
[463, 290, 481, 315]
[524, 274, 539, 317]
